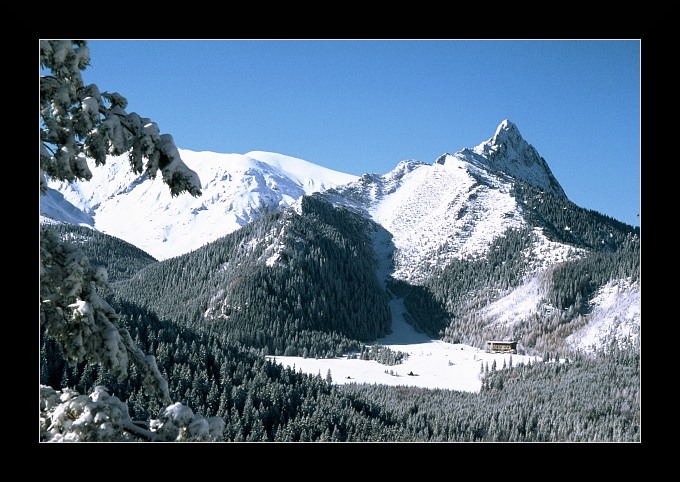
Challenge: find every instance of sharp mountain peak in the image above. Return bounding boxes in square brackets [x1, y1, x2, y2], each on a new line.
[440, 119, 567, 198]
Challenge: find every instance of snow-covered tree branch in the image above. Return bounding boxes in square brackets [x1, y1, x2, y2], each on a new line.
[39, 226, 171, 404]
[39, 40, 202, 198]
[40, 385, 225, 442]
[39, 40, 220, 442]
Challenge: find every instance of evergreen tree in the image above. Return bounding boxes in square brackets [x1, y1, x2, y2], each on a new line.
[39, 40, 222, 442]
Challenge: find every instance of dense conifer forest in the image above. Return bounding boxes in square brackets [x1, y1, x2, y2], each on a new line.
[107, 195, 391, 358]
[42, 301, 639, 441]
[46, 223, 158, 283]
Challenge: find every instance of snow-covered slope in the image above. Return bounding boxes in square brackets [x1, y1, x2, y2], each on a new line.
[565, 278, 641, 353]
[40, 188, 95, 227]
[38, 120, 567, 266]
[325, 119, 577, 282]
[371, 156, 525, 280]
[41, 150, 358, 260]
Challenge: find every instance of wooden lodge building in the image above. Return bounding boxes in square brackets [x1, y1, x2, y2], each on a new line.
[485, 340, 517, 354]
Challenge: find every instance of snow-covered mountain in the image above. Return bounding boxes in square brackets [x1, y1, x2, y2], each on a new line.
[40, 119, 640, 354]
[38, 119, 575, 266]
[456, 118, 566, 198]
[322, 119, 576, 282]
[318, 119, 640, 352]
[41, 150, 358, 260]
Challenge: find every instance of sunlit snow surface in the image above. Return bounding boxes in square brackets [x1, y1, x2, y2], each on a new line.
[369, 156, 525, 281]
[267, 297, 537, 393]
[267, 276, 641, 391]
[42, 149, 358, 261]
[566, 278, 641, 354]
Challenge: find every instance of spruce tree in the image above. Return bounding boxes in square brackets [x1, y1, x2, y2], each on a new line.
[39, 40, 222, 442]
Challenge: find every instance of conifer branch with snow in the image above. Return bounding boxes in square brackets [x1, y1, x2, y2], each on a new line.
[39, 40, 202, 198]
[39, 39, 220, 442]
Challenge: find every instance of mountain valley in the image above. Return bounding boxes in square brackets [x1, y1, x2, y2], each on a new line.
[40, 119, 641, 442]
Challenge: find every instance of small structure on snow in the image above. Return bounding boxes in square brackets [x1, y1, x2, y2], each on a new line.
[485, 340, 517, 354]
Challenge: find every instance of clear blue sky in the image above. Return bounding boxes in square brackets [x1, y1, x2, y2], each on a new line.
[79, 39, 640, 227]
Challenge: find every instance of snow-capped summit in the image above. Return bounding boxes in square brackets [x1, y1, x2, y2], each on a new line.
[39, 120, 594, 271]
[322, 120, 577, 282]
[449, 119, 566, 197]
[39, 119, 576, 268]
[242, 151, 355, 193]
[319, 120, 639, 354]
[41, 149, 358, 260]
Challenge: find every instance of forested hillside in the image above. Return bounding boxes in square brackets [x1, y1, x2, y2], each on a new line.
[387, 183, 640, 355]
[43, 301, 639, 441]
[511, 181, 640, 250]
[45, 222, 158, 283]
[46, 186, 640, 361]
[39, 194, 640, 443]
[110, 195, 391, 358]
